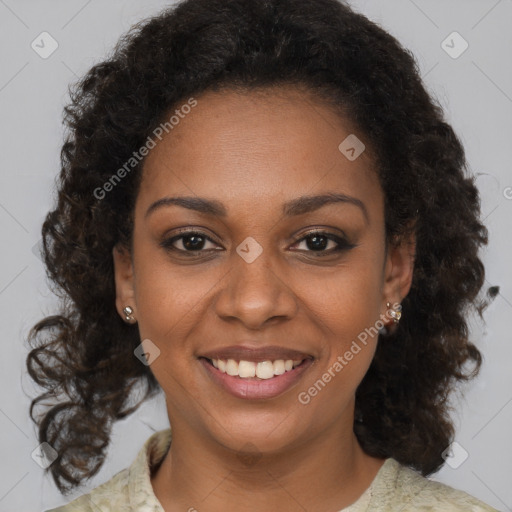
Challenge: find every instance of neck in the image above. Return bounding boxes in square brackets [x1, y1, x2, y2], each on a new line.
[151, 417, 385, 512]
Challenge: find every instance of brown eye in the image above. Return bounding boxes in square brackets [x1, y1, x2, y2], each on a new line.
[160, 231, 220, 253]
[291, 231, 355, 256]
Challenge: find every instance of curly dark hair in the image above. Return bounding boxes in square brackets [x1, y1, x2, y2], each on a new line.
[27, 0, 489, 494]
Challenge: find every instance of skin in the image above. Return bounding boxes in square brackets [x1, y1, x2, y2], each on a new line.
[113, 85, 415, 512]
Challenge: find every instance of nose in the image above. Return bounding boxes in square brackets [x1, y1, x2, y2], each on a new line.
[213, 244, 298, 329]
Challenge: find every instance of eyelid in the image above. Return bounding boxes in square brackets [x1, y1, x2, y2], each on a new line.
[294, 226, 349, 242]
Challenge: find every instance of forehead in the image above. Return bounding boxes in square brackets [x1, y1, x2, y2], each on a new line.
[138, 86, 382, 218]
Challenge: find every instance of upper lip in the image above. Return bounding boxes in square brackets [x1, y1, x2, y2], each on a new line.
[199, 345, 314, 363]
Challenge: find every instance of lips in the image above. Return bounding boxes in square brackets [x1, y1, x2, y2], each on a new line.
[198, 344, 314, 400]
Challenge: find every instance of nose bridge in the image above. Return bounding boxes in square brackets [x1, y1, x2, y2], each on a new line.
[236, 239, 275, 285]
[214, 236, 297, 327]
[232, 236, 281, 301]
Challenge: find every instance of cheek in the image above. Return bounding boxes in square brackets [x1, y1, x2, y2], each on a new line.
[134, 271, 211, 351]
[317, 256, 384, 337]
[297, 273, 382, 413]
[309, 251, 384, 378]
[130, 233, 212, 348]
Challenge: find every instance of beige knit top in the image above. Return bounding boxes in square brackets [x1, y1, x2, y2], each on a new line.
[46, 429, 499, 512]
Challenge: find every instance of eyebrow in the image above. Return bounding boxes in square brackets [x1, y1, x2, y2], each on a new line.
[145, 192, 368, 222]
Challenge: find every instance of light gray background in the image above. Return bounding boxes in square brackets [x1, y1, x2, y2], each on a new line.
[0, 1, 511, 511]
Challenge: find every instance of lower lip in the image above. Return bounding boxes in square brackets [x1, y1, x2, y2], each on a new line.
[199, 358, 313, 400]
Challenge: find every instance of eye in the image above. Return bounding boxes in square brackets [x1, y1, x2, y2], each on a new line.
[291, 230, 355, 256]
[160, 228, 355, 258]
[160, 230, 221, 253]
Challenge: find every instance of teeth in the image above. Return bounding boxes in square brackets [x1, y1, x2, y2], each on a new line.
[226, 359, 239, 376]
[256, 361, 274, 379]
[209, 357, 306, 379]
[273, 359, 285, 375]
[238, 360, 256, 378]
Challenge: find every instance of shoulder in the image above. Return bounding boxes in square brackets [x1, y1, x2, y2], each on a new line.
[372, 458, 499, 511]
[44, 467, 131, 511]
[44, 428, 171, 512]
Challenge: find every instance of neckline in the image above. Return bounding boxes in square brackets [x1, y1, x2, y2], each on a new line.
[339, 457, 396, 511]
[137, 429, 398, 511]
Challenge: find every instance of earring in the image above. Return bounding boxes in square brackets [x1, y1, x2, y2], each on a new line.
[122, 305, 137, 324]
[386, 302, 402, 323]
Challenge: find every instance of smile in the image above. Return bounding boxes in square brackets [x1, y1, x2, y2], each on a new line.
[210, 357, 304, 379]
[199, 356, 314, 399]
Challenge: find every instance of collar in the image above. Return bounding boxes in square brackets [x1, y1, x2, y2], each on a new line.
[127, 428, 172, 511]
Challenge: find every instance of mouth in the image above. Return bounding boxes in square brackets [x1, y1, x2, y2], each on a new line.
[198, 355, 314, 400]
[201, 356, 309, 378]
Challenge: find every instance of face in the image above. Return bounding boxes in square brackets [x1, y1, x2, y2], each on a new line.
[113, 86, 414, 456]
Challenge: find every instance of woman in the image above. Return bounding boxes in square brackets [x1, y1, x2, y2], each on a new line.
[27, 0, 498, 510]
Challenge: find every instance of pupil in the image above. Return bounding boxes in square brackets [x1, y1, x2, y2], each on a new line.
[307, 234, 327, 251]
[184, 234, 204, 250]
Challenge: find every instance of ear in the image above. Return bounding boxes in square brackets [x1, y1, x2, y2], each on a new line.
[112, 244, 137, 321]
[381, 231, 416, 313]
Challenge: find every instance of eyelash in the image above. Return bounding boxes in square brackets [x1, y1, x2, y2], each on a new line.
[160, 229, 355, 257]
